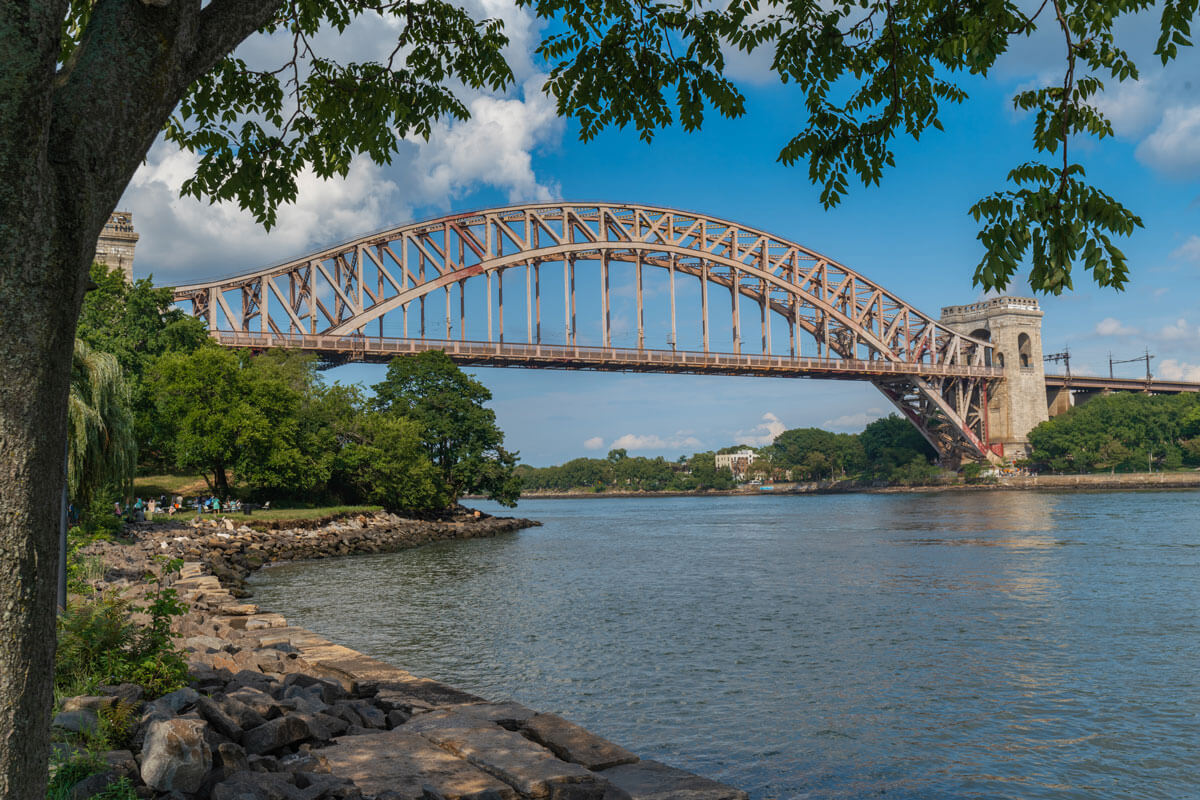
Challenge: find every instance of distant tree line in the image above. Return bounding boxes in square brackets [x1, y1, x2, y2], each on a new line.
[516, 449, 738, 492]
[72, 265, 519, 513]
[518, 414, 942, 491]
[1027, 392, 1200, 473]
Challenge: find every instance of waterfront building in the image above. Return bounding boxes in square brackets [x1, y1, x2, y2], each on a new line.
[715, 449, 757, 479]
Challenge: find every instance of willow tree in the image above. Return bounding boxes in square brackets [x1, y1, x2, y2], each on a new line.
[0, 0, 1194, 795]
[68, 339, 136, 508]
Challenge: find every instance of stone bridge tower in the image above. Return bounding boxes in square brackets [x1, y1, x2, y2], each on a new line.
[940, 297, 1048, 460]
[93, 211, 139, 282]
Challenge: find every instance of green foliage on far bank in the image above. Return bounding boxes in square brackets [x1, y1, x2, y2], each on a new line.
[519, 414, 942, 491]
[1028, 392, 1200, 473]
[517, 449, 736, 493]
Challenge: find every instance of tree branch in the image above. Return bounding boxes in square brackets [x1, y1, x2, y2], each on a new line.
[188, 0, 285, 82]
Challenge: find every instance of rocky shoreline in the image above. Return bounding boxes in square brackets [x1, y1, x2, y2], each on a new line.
[61, 510, 749, 800]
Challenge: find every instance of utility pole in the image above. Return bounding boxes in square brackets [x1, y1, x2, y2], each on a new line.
[1044, 347, 1071, 377]
[1109, 350, 1154, 381]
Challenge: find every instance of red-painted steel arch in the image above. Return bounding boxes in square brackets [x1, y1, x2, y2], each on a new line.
[173, 203, 1001, 461]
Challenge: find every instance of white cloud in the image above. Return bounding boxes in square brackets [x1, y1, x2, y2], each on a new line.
[1157, 318, 1199, 342]
[1158, 359, 1200, 382]
[412, 75, 563, 208]
[823, 407, 886, 432]
[1095, 317, 1139, 336]
[1136, 105, 1200, 178]
[120, 0, 563, 282]
[736, 412, 787, 446]
[1171, 235, 1200, 263]
[996, 17, 1200, 180]
[1092, 76, 1162, 138]
[609, 432, 703, 452]
[127, 146, 403, 282]
[583, 436, 605, 450]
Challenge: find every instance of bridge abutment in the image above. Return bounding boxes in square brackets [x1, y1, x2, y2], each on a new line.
[940, 297, 1048, 460]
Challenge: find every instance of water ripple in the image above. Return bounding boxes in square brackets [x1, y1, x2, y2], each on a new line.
[250, 490, 1200, 799]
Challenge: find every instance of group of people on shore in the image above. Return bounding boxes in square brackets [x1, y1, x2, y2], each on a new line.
[112, 495, 248, 522]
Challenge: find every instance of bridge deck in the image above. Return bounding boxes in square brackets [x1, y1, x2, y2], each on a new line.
[1045, 374, 1200, 393]
[211, 331, 1003, 381]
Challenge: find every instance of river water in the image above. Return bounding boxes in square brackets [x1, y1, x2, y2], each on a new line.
[248, 491, 1200, 799]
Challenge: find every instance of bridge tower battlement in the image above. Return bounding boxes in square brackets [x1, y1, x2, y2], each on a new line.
[940, 297, 1047, 459]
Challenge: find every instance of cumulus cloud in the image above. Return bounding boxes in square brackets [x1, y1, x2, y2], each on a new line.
[120, 1, 563, 282]
[1092, 76, 1163, 138]
[608, 432, 703, 452]
[1136, 105, 1200, 177]
[736, 412, 787, 446]
[823, 408, 886, 431]
[1158, 359, 1200, 382]
[411, 75, 563, 208]
[1157, 318, 1199, 342]
[998, 18, 1200, 179]
[126, 146, 403, 282]
[1095, 317, 1139, 337]
[583, 436, 605, 450]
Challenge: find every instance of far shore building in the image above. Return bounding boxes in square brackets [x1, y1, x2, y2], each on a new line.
[94, 211, 139, 282]
[715, 449, 757, 479]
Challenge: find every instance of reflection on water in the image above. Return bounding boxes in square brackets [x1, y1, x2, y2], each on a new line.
[250, 490, 1200, 800]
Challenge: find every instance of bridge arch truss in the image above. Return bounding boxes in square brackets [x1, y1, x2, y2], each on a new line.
[174, 203, 1001, 461]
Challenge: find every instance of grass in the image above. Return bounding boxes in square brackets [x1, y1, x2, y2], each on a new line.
[133, 473, 210, 498]
[131, 472, 382, 527]
[241, 504, 382, 528]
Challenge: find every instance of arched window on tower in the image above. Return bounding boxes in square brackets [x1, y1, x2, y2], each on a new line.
[1018, 333, 1032, 368]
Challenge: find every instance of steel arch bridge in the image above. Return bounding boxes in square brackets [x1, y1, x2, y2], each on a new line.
[173, 202, 1002, 462]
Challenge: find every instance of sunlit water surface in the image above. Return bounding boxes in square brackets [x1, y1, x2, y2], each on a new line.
[249, 491, 1200, 799]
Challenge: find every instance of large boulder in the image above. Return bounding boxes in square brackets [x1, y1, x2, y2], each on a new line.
[140, 717, 213, 793]
[242, 715, 313, 755]
[52, 710, 100, 736]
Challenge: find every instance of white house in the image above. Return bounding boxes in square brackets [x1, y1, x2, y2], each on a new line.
[715, 449, 757, 478]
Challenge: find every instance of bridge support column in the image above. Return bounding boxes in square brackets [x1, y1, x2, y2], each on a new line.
[1047, 384, 1072, 417]
[940, 297, 1048, 460]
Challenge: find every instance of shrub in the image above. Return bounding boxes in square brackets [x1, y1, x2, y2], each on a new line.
[56, 562, 189, 700]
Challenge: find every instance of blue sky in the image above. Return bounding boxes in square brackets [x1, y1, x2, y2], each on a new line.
[121, 6, 1200, 466]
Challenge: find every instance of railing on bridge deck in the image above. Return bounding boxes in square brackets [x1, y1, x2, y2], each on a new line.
[1045, 374, 1200, 394]
[210, 330, 1004, 381]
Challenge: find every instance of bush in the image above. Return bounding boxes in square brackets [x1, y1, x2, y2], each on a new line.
[56, 562, 190, 700]
[888, 457, 944, 486]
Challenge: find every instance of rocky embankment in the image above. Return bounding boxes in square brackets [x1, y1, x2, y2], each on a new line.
[61, 512, 749, 800]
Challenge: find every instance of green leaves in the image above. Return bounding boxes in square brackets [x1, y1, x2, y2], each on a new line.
[530, 0, 746, 142]
[59, 0, 1194, 292]
[523, 0, 1187, 293]
[1028, 391, 1200, 472]
[372, 351, 520, 505]
[970, 161, 1142, 293]
[165, 0, 514, 228]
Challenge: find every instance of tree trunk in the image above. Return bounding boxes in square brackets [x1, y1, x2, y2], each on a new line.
[0, 6, 79, 794]
[0, 206, 91, 800]
[0, 0, 287, 793]
[215, 464, 230, 497]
